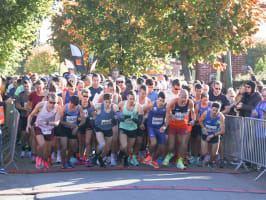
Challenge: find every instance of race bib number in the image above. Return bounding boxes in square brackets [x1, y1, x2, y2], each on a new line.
[174, 112, 186, 120]
[152, 117, 163, 125]
[42, 130, 52, 135]
[101, 119, 112, 126]
[83, 110, 88, 118]
[206, 125, 218, 132]
[66, 116, 77, 124]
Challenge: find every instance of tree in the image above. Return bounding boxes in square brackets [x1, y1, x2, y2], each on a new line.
[24, 46, 59, 74]
[246, 40, 266, 68]
[51, 0, 265, 79]
[135, 0, 265, 81]
[254, 56, 266, 74]
[0, 0, 53, 74]
[51, 0, 157, 76]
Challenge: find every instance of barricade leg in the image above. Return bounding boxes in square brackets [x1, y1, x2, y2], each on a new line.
[255, 169, 266, 181]
[234, 160, 249, 172]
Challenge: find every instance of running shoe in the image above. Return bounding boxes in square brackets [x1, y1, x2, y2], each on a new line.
[208, 161, 216, 170]
[196, 157, 203, 167]
[91, 155, 98, 166]
[35, 157, 43, 169]
[75, 159, 84, 165]
[28, 151, 32, 158]
[183, 158, 189, 167]
[43, 161, 50, 169]
[20, 151, 25, 158]
[0, 167, 8, 175]
[149, 161, 159, 169]
[110, 158, 117, 166]
[176, 157, 185, 170]
[157, 157, 164, 166]
[61, 162, 67, 169]
[218, 159, 225, 168]
[162, 153, 174, 166]
[31, 155, 36, 163]
[130, 155, 139, 166]
[124, 156, 129, 167]
[67, 161, 74, 168]
[86, 159, 93, 167]
[143, 155, 152, 165]
[189, 156, 198, 164]
[98, 156, 106, 168]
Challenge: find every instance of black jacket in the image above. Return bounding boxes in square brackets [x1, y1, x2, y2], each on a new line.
[239, 92, 262, 117]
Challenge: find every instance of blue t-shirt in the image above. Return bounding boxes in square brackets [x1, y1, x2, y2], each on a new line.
[147, 91, 158, 102]
[252, 101, 266, 120]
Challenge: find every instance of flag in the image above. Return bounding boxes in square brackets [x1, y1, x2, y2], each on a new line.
[64, 58, 76, 74]
[90, 60, 97, 73]
[70, 43, 85, 71]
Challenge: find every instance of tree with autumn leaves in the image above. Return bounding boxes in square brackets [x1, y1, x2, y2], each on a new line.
[51, 0, 265, 80]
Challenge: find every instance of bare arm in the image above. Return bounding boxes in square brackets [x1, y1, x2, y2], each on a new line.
[26, 102, 44, 132]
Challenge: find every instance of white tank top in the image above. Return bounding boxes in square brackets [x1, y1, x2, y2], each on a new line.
[136, 96, 148, 108]
[36, 102, 57, 133]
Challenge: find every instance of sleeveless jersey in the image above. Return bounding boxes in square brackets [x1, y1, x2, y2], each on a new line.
[147, 102, 166, 128]
[198, 101, 211, 118]
[36, 102, 57, 134]
[203, 110, 221, 136]
[95, 103, 114, 131]
[119, 101, 138, 131]
[65, 90, 78, 104]
[63, 103, 80, 128]
[169, 98, 190, 129]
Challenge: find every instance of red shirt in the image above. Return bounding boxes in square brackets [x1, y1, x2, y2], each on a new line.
[28, 91, 43, 110]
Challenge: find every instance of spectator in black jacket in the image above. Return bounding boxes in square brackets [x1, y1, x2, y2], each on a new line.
[236, 81, 262, 117]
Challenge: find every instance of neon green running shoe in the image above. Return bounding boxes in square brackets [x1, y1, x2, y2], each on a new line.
[162, 153, 174, 166]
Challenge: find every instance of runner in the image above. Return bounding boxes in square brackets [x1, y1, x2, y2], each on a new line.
[130, 85, 151, 166]
[26, 80, 45, 163]
[119, 91, 143, 167]
[198, 102, 225, 169]
[16, 80, 31, 158]
[77, 89, 95, 167]
[163, 89, 195, 169]
[62, 80, 78, 104]
[143, 91, 168, 168]
[26, 94, 61, 169]
[92, 93, 119, 167]
[59, 95, 85, 169]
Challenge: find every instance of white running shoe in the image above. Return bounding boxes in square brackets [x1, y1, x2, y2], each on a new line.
[20, 151, 25, 158]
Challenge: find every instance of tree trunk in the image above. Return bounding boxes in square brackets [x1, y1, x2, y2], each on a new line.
[180, 51, 192, 81]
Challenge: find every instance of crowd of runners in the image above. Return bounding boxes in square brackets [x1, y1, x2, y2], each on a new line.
[0, 66, 265, 172]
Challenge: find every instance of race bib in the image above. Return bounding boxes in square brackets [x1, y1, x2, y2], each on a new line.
[66, 116, 77, 124]
[174, 112, 186, 120]
[42, 130, 52, 135]
[83, 110, 88, 118]
[101, 119, 112, 126]
[206, 124, 218, 132]
[152, 117, 164, 125]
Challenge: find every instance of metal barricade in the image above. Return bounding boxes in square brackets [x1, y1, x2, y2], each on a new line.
[224, 115, 244, 162]
[2, 104, 20, 170]
[224, 115, 266, 181]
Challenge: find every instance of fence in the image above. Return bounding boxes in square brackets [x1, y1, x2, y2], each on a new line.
[224, 115, 266, 181]
[2, 104, 20, 170]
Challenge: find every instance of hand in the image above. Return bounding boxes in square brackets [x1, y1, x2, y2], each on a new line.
[171, 114, 177, 121]
[252, 110, 258, 117]
[5, 98, 13, 104]
[188, 120, 195, 126]
[26, 124, 31, 133]
[203, 128, 208, 135]
[159, 126, 166, 133]
[139, 123, 145, 130]
[72, 127, 78, 135]
[206, 134, 214, 142]
[247, 66, 254, 75]
[236, 102, 243, 110]
[69, 123, 77, 129]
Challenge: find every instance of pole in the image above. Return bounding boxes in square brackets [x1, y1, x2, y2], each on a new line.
[226, 51, 233, 89]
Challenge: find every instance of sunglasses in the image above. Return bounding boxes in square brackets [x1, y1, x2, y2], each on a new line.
[174, 87, 180, 90]
[245, 86, 251, 89]
[83, 95, 89, 98]
[49, 101, 56, 105]
[153, 89, 160, 92]
[215, 88, 221, 90]
[117, 81, 123, 84]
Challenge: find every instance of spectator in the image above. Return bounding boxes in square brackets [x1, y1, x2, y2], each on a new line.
[236, 81, 262, 117]
[252, 88, 266, 119]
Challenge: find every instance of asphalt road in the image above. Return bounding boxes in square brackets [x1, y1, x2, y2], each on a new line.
[1, 168, 266, 200]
